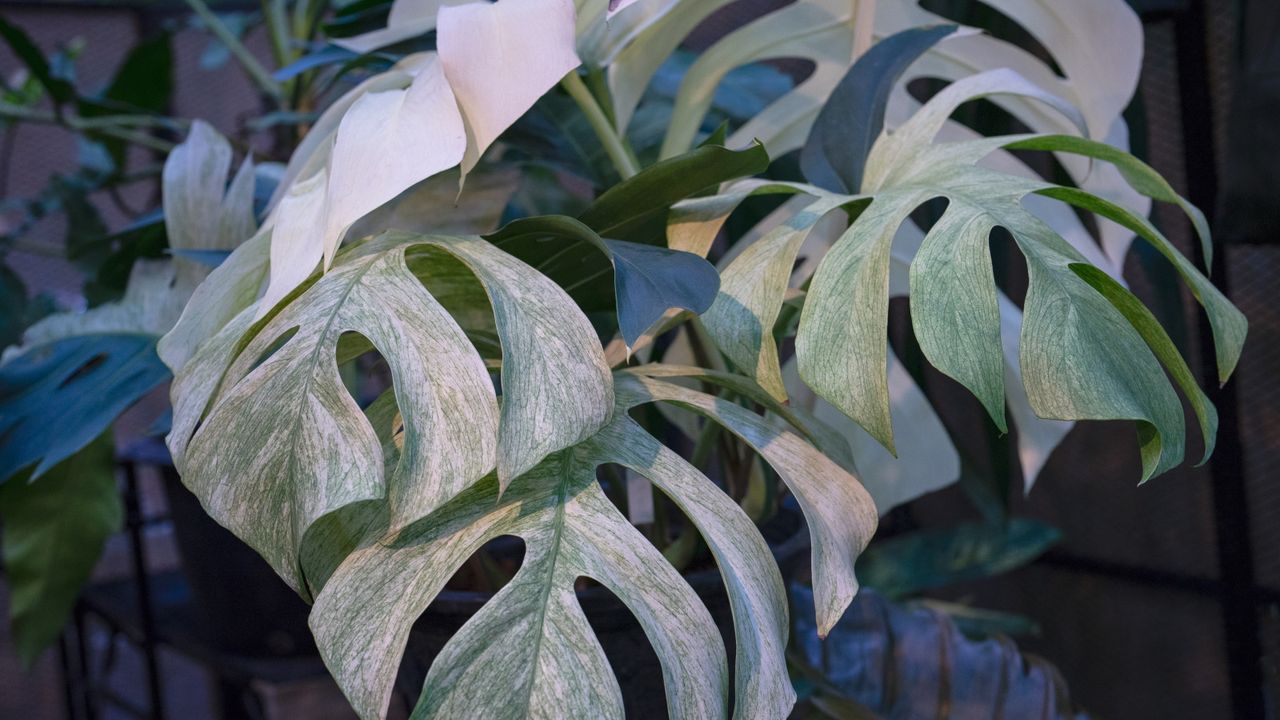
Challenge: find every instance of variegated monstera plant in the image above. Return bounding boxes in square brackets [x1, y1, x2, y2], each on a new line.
[0, 0, 1247, 717]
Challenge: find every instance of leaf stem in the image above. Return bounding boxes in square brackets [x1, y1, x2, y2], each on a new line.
[560, 70, 639, 180]
[184, 0, 282, 100]
[263, 0, 294, 67]
[852, 0, 878, 60]
[0, 101, 179, 151]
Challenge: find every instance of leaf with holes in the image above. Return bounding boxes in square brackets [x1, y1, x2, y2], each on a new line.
[168, 232, 612, 596]
[691, 69, 1244, 482]
[605, 0, 1151, 273]
[308, 368, 876, 719]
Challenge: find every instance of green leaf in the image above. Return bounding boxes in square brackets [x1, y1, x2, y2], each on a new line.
[0, 333, 168, 482]
[908, 199, 1007, 431]
[488, 215, 719, 347]
[576, 139, 770, 241]
[1029, 182, 1246, 384]
[1070, 264, 1218, 463]
[795, 189, 940, 455]
[800, 25, 960, 194]
[0, 16, 75, 104]
[0, 433, 122, 666]
[99, 32, 173, 113]
[855, 519, 1060, 599]
[1005, 134, 1213, 268]
[0, 265, 25, 349]
[664, 179, 863, 401]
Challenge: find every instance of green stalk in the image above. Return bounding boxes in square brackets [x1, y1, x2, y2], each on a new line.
[262, 0, 293, 68]
[560, 70, 639, 180]
[184, 0, 282, 100]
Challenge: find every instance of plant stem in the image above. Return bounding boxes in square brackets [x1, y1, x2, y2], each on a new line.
[0, 102, 178, 152]
[560, 70, 639, 180]
[263, 0, 293, 68]
[184, 0, 282, 101]
[852, 0, 878, 60]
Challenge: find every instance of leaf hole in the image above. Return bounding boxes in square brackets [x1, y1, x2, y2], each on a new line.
[406, 245, 502, 361]
[906, 77, 1037, 139]
[245, 326, 299, 372]
[57, 353, 107, 389]
[336, 331, 390, 410]
[917, 0, 1067, 79]
[393, 535, 525, 714]
[988, 226, 1029, 307]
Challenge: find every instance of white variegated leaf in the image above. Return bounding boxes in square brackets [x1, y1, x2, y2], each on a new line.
[310, 370, 874, 719]
[168, 232, 613, 595]
[332, 0, 455, 54]
[438, 0, 580, 176]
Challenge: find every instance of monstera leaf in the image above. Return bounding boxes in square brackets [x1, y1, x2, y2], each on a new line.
[165, 229, 878, 719]
[684, 71, 1244, 483]
[600, 0, 1149, 274]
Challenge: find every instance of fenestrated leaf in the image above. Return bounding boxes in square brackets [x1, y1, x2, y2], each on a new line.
[0, 333, 165, 482]
[800, 25, 961, 194]
[696, 68, 1241, 482]
[703, 193, 860, 402]
[1070, 264, 1218, 463]
[609, 0, 1152, 272]
[797, 189, 932, 453]
[1005, 133, 1213, 268]
[309, 370, 875, 719]
[1029, 182, 1246, 384]
[170, 232, 612, 596]
[0, 433, 121, 667]
[619, 371, 877, 635]
[487, 215, 719, 347]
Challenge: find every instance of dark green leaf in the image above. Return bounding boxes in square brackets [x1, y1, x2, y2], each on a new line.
[1005, 134, 1212, 267]
[577, 140, 770, 241]
[800, 25, 958, 193]
[0, 334, 170, 482]
[323, 0, 394, 39]
[0, 16, 75, 104]
[487, 216, 719, 346]
[0, 432, 121, 667]
[0, 264, 31, 349]
[84, 211, 169, 305]
[99, 32, 173, 114]
[855, 518, 1060, 599]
